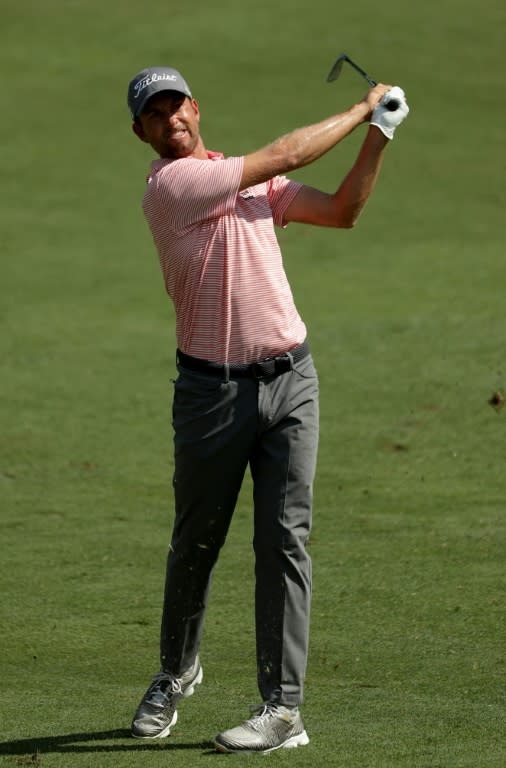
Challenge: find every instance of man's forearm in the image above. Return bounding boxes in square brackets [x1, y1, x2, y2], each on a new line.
[270, 102, 370, 172]
[282, 125, 389, 228]
[241, 100, 377, 189]
[240, 83, 391, 190]
[330, 126, 389, 226]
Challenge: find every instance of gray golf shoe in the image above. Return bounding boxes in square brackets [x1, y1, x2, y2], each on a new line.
[131, 656, 203, 738]
[214, 702, 309, 753]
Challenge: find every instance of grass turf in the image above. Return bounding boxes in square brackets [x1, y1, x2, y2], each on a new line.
[1, 0, 505, 765]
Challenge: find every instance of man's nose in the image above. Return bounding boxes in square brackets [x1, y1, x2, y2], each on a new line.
[164, 108, 180, 124]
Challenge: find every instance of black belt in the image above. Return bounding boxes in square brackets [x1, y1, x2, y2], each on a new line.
[176, 340, 309, 380]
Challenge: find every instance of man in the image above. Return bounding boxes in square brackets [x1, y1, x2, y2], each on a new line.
[127, 65, 409, 754]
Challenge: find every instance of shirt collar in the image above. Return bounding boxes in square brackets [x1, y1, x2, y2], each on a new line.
[148, 150, 224, 179]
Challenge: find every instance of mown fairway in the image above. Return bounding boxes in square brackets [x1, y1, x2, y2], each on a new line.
[1, 1, 504, 766]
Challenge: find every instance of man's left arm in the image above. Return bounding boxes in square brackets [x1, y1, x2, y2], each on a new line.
[283, 125, 390, 228]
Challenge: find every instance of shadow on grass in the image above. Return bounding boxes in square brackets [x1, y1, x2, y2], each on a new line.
[0, 729, 216, 756]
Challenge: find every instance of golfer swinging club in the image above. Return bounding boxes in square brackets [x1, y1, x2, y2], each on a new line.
[127, 64, 409, 754]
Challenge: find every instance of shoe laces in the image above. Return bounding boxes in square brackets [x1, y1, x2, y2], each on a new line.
[247, 702, 293, 729]
[146, 671, 183, 706]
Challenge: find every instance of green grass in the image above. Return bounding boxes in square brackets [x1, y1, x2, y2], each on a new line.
[1, 0, 505, 765]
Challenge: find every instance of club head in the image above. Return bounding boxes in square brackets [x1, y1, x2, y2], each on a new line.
[327, 52, 377, 88]
[326, 54, 349, 83]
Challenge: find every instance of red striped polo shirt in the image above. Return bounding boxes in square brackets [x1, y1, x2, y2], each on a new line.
[142, 150, 306, 364]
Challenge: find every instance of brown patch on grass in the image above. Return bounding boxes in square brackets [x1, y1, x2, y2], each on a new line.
[383, 442, 409, 452]
[488, 391, 505, 411]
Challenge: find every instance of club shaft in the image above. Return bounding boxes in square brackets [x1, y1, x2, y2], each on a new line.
[346, 57, 377, 88]
[347, 59, 400, 109]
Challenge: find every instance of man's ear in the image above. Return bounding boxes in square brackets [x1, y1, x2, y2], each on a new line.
[132, 121, 149, 143]
[191, 98, 200, 124]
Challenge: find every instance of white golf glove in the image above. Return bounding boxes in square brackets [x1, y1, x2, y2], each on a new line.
[370, 86, 409, 140]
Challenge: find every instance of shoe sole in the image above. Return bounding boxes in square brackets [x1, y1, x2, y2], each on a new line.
[132, 710, 178, 740]
[131, 666, 203, 739]
[214, 729, 309, 754]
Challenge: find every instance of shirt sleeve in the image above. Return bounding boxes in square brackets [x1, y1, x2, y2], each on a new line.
[267, 175, 304, 228]
[148, 156, 244, 231]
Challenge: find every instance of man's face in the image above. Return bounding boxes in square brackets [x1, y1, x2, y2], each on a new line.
[133, 91, 201, 159]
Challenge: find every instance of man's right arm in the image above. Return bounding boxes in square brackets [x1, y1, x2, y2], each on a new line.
[240, 84, 390, 190]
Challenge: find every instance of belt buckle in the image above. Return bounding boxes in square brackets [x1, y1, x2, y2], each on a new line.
[275, 354, 292, 375]
[251, 358, 274, 379]
[251, 354, 292, 379]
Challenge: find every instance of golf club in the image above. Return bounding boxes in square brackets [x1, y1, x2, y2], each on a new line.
[327, 53, 400, 111]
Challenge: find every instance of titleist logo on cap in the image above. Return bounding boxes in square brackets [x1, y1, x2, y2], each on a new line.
[134, 72, 179, 100]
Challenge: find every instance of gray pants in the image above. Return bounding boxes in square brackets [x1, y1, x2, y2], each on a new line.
[160, 350, 319, 707]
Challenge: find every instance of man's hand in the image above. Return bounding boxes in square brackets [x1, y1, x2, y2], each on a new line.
[361, 83, 392, 117]
[370, 87, 410, 140]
